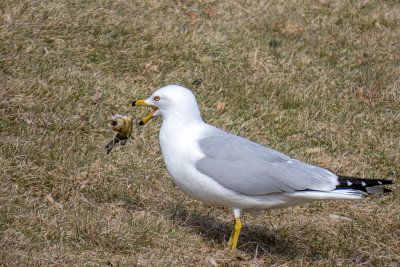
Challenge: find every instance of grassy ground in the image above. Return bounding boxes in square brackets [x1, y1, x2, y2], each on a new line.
[1, 0, 399, 265]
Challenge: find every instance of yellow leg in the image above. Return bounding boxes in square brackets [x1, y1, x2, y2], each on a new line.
[227, 218, 242, 250]
[227, 223, 235, 248]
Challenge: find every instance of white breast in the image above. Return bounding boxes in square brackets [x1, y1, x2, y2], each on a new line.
[159, 121, 230, 205]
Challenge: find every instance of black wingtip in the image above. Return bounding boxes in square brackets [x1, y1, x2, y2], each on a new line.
[337, 175, 393, 194]
[139, 120, 144, 126]
[132, 101, 137, 106]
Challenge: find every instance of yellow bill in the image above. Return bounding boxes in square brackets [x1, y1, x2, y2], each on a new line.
[132, 99, 158, 125]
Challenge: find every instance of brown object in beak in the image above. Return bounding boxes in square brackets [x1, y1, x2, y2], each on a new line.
[105, 114, 133, 154]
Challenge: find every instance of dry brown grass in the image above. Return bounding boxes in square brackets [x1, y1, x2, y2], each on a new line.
[1, 0, 399, 265]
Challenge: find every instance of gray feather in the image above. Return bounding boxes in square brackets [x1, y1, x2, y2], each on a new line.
[196, 132, 338, 196]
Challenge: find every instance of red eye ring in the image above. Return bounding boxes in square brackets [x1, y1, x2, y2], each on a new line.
[153, 96, 160, 101]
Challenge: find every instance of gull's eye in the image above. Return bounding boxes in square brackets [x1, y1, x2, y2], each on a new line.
[153, 96, 160, 101]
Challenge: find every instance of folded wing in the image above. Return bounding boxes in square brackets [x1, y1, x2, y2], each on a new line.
[196, 132, 338, 196]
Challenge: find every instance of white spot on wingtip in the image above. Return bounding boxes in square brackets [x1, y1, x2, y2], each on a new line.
[361, 182, 367, 187]
[347, 181, 352, 186]
[378, 181, 382, 185]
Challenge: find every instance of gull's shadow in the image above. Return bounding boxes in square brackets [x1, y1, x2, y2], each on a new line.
[164, 201, 324, 260]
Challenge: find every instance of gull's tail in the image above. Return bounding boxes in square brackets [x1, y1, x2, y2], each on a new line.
[285, 176, 393, 203]
[336, 175, 393, 194]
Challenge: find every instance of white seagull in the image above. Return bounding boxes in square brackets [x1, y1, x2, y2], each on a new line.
[133, 85, 392, 250]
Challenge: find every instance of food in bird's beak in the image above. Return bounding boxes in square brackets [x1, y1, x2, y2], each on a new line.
[105, 114, 133, 154]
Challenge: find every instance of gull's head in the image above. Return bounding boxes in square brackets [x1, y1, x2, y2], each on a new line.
[133, 85, 202, 125]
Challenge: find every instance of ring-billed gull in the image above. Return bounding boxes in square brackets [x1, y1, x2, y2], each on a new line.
[133, 85, 393, 250]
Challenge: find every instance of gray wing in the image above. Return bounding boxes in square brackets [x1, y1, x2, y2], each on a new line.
[196, 132, 338, 195]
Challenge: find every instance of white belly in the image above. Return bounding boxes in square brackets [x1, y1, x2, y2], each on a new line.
[159, 123, 238, 206]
